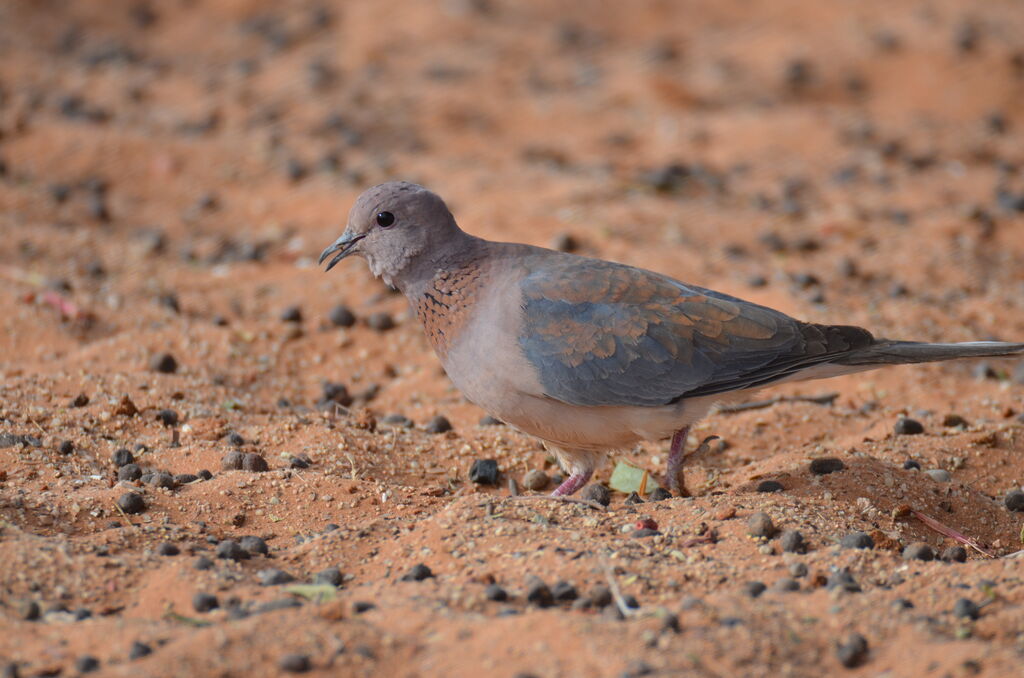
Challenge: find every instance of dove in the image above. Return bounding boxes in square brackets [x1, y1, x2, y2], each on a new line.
[320, 181, 1024, 497]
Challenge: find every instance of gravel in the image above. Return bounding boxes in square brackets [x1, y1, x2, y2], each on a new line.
[743, 581, 766, 598]
[242, 453, 269, 472]
[150, 352, 178, 373]
[258, 568, 296, 586]
[925, 469, 951, 483]
[367, 312, 395, 331]
[485, 584, 508, 602]
[221, 451, 245, 470]
[525, 576, 554, 608]
[468, 459, 499, 485]
[128, 641, 152, 660]
[215, 540, 250, 561]
[118, 464, 142, 481]
[239, 535, 269, 555]
[156, 542, 179, 556]
[940, 546, 967, 563]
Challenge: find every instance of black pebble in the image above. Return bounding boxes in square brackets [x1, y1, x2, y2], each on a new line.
[894, 418, 924, 435]
[157, 542, 179, 556]
[353, 601, 376, 613]
[156, 409, 178, 427]
[118, 463, 142, 481]
[892, 598, 914, 610]
[468, 459, 499, 485]
[239, 535, 269, 555]
[117, 492, 146, 514]
[71, 393, 90, 407]
[222, 451, 244, 470]
[366, 312, 395, 332]
[128, 641, 152, 660]
[902, 542, 935, 561]
[647, 487, 671, 502]
[943, 414, 969, 428]
[903, 459, 921, 470]
[313, 567, 342, 587]
[953, 598, 981, 620]
[289, 454, 311, 469]
[582, 484, 611, 506]
[280, 305, 303, 323]
[112, 448, 134, 466]
[242, 453, 269, 472]
[150, 352, 178, 373]
[197, 469, 213, 480]
[401, 563, 434, 581]
[809, 457, 845, 475]
[525, 576, 554, 608]
[756, 480, 784, 493]
[840, 531, 874, 549]
[1004, 489, 1024, 512]
[779, 529, 805, 553]
[174, 473, 199, 485]
[192, 592, 219, 612]
[328, 305, 356, 327]
[424, 415, 452, 434]
[552, 581, 578, 601]
[624, 492, 643, 505]
[215, 540, 250, 561]
[743, 581, 766, 598]
[75, 656, 100, 673]
[58, 440, 74, 455]
[836, 633, 869, 668]
[279, 654, 312, 673]
[194, 556, 213, 570]
[941, 546, 967, 563]
[484, 584, 508, 601]
[227, 431, 245, 446]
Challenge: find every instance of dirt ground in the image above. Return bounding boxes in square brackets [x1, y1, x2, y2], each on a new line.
[2, 0, 1024, 676]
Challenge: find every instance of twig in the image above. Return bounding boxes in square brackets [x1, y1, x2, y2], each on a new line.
[600, 556, 637, 618]
[717, 392, 838, 414]
[510, 494, 607, 511]
[910, 509, 995, 558]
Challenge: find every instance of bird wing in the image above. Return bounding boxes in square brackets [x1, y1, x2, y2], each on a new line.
[518, 255, 872, 407]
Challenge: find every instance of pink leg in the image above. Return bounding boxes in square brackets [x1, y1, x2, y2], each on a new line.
[551, 469, 593, 497]
[665, 426, 690, 496]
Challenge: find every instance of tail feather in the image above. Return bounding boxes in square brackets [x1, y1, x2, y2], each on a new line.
[835, 340, 1024, 366]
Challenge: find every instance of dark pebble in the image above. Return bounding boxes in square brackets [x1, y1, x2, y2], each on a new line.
[1004, 489, 1024, 512]
[279, 654, 311, 673]
[840, 531, 874, 549]
[239, 535, 269, 555]
[353, 601, 376, 613]
[424, 415, 452, 434]
[468, 459, 499, 485]
[953, 598, 980, 620]
[117, 463, 142, 481]
[117, 492, 146, 514]
[582, 484, 611, 506]
[756, 480, 784, 493]
[328, 305, 356, 327]
[74, 608, 92, 621]
[623, 491, 643, 505]
[279, 305, 303, 323]
[75, 656, 100, 673]
[147, 471, 175, 489]
[485, 584, 508, 602]
[943, 414, 969, 428]
[197, 469, 213, 480]
[215, 540, 250, 561]
[588, 585, 613, 608]
[743, 581, 766, 598]
[194, 556, 214, 570]
[71, 393, 90, 407]
[525, 576, 554, 608]
[789, 562, 808, 578]
[313, 567, 342, 587]
[112, 448, 134, 467]
[156, 409, 178, 427]
[150, 352, 178, 373]
[289, 454, 311, 469]
[941, 546, 967, 563]
[902, 542, 935, 561]
[192, 592, 219, 612]
[128, 641, 152, 660]
[809, 457, 845, 475]
[894, 418, 924, 435]
[258, 569, 295, 586]
[18, 600, 40, 620]
[892, 598, 914, 610]
[174, 473, 199, 485]
[242, 453, 269, 472]
[58, 440, 74, 455]
[366, 312, 395, 332]
[157, 542, 179, 556]
[779, 529, 805, 553]
[903, 459, 921, 470]
[647, 487, 672, 501]
[661, 612, 681, 633]
[773, 578, 800, 592]
[227, 431, 245, 446]
[836, 633, 869, 668]
[827, 569, 862, 593]
[747, 512, 775, 539]
[401, 563, 433, 581]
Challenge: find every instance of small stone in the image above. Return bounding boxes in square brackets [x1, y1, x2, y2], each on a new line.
[894, 417, 924, 435]
[953, 598, 981, 620]
[221, 451, 244, 470]
[522, 469, 549, 491]
[588, 585, 613, 608]
[779, 529, 805, 553]
[290, 454, 311, 469]
[647, 487, 672, 501]
[902, 542, 934, 561]
[193, 556, 213, 570]
[227, 431, 245, 446]
[401, 563, 433, 581]
[75, 656, 100, 673]
[756, 480, 784, 493]
[71, 393, 90, 407]
[623, 491, 643, 505]
[18, 600, 40, 621]
[484, 584, 508, 602]
[192, 592, 219, 612]
[174, 473, 199, 485]
[112, 448, 134, 467]
[941, 546, 967, 563]
[942, 414, 969, 428]
[809, 457, 845, 475]
[773, 578, 799, 592]
[925, 469, 951, 483]
[314, 567, 343, 587]
[197, 469, 213, 480]
[468, 459, 499, 485]
[840, 532, 874, 549]
[156, 409, 178, 427]
[353, 601, 376, 613]
[239, 535, 269, 555]
[150, 352, 178, 374]
[366, 312, 395, 332]
[58, 440, 74, 455]
[747, 512, 775, 539]
[424, 415, 452, 434]
[836, 633, 869, 668]
[552, 581, 578, 601]
[903, 460, 921, 470]
[117, 492, 146, 514]
[827, 569, 861, 593]
[215, 540, 250, 561]
[582, 484, 611, 506]
[525, 576, 554, 608]
[157, 542, 179, 556]
[279, 305, 303, 323]
[788, 562, 808, 578]
[892, 598, 914, 610]
[328, 305, 356, 327]
[551, 232, 579, 252]
[258, 569, 295, 586]
[242, 453, 269, 472]
[147, 471, 175, 489]
[128, 642, 152, 660]
[279, 654, 312, 673]
[1004, 489, 1024, 512]
[742, 581, 766, 598]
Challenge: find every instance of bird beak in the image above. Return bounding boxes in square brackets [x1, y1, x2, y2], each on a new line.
[319, 231, 366, 271]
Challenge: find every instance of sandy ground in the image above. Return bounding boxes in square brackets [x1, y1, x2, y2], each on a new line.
[1, 0, 1024, 676]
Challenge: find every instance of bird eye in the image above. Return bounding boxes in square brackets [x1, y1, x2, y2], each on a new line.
[376, 211, 395, 228]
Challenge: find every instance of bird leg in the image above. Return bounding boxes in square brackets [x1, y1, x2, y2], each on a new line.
[551, 468, 592, 497]
[665, 426, 690, 497]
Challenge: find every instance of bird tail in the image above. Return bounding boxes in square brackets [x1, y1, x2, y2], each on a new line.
[833, 340, 1024, 366]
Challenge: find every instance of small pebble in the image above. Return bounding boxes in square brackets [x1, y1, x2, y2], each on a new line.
[552, 581, 578, 602]
[582, 484, 611, 506]
[174, 473, 199, 485]
[156, 542, 179, 556]
[779, 529, 805, 553]
[588, 585, 613, 608]
[328, 305, 356, 327]
[227, 432, 245, 446]
[484, 584, 508, 602]
[424, 415, 452, 434]
[150, 352, 178, 374]
[788, 562, 808, 578]
[623, 491, 643, 505]
[353, 601, 376, 613]
[128, 642, 152, 660]
[71, 393, 90, 407]
[117, 492, 146, 514]
[902, 542, 934, 561]
[742, 581, 766, 598]
[215, 540, 250, 561]
[58, 440, 74, 455]
[367, 312, 395, 332]
[279, 305, 303, 323]
[192, 592, 219, 612]
[314, 567, 343, 587]
[756, 480, 784, 493]
[197, 469, 213, 480]
[773, 578, 799, 592]
[836, 633, 869, 668]
[894, 417, 924, 435]
[221, 451, 244, 470]
[1003, 489, 1024, 512]
[112, 448, 134, 467]
[156, 409, 178, 427]
[809, 457, 844, 475]
[747, 512, 775, 539]
[258, 569, 295, 586]
[953, 598, 980, 620]
[525, 577, 554, 608]
[522, 469, 550, 491]
[279, 654, 312, 673]
[401, 563, 434, 581]
[892, 598, 914, 610]
[942, 414, 969, 428]
[242, 453, 269, 472]
[840, 532, 874, 549]
[75, 656, 100, 674]
[194, 556, 213, 570]
[827, 569, 861, 593]
[147, 471, 175, 489]
[903, 460, 921, 470]
[468, 459, 499, 485]
[925, 469, 951, 483]
[551, 233, 579, 252]
[239, 536, 269, 555]
[647, 487, 672, 501]
[941, 546, 967, 563]
[381, 413, 413, 428]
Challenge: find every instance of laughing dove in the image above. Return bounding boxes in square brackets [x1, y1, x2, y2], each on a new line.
[320, 181, 1024, 497]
